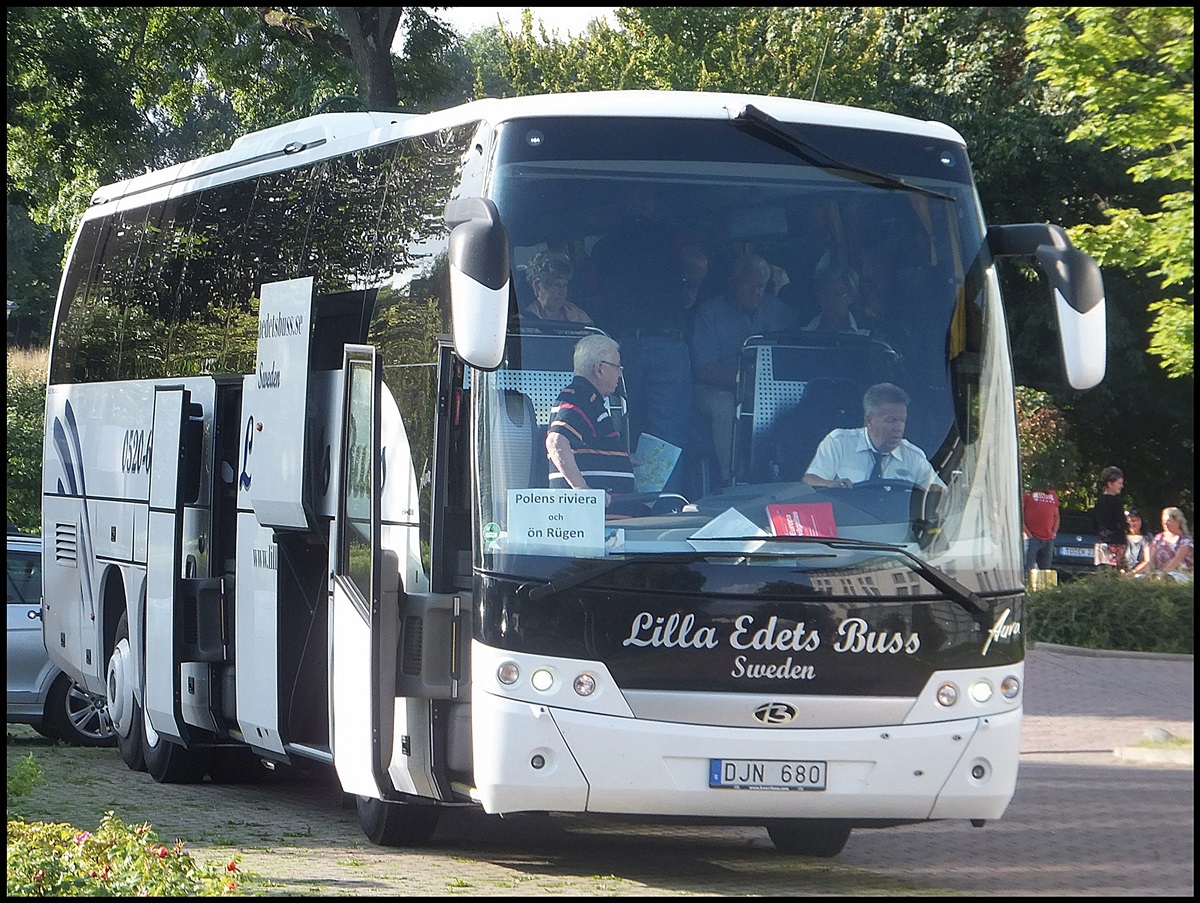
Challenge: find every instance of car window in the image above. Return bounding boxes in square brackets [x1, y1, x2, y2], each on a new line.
[6, 550, 41, 606]
[1058, 512, 1097, 536]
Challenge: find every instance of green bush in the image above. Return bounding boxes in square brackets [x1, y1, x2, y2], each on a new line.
[6, 754, 45, 818]
[6, 347, 47, 533]
[1027, 569, 1194, 654]
[8, 735, 253, 896]
[6, 812, 247, 896]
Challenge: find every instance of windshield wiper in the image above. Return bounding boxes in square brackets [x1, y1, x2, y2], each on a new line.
[733, 104, 956, 203]
[518, 548, 835, 602]
[690, 533, 990, 622]
[519, 554, 704, 602]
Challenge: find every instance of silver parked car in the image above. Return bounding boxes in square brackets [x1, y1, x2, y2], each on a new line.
[7, 530, 116, 745]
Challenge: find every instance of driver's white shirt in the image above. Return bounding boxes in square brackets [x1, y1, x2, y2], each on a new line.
[805, 428, 945, 489]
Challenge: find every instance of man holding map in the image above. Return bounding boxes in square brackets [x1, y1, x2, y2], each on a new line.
[546, 334, 636, 504]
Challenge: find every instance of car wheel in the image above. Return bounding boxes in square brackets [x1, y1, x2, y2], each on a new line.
[107, 612, 146, 771]
[31, 722, 61, 742]
[44, 672, 118, 747]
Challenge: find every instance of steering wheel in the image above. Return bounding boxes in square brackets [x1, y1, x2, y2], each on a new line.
[851, 477, 917, 492]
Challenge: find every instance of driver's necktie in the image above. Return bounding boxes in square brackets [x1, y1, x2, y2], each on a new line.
[869, 450, 886, 481]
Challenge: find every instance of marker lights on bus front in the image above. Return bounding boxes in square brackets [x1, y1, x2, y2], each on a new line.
[495, 660, 598, 697]
[969, 680, 994, 704]
[573, 672, 597, 697]
[936, 682, 959, 706]
[937, 675, 1020, 706]
[1001, 675, 1021, 699]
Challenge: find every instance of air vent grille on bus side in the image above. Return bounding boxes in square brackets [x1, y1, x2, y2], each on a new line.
[402, 616, 424, 675]
[54, 523, 78, 567]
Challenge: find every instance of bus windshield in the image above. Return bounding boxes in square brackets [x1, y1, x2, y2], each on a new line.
[473, 116, 1020, 596]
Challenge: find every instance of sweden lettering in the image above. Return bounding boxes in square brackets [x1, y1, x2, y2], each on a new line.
[621, 611, 938, 681]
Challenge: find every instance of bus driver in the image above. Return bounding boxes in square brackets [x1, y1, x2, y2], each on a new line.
[802, 382, 945, 490]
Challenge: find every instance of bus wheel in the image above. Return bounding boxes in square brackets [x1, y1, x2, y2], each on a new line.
[355, 795, 440, 847]
[141, 711, 210, 784]
[766, 820, 852, 857]
[106, 613, 146, 771]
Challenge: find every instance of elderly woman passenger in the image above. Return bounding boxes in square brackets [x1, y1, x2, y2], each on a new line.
[522, 251, 593, 324]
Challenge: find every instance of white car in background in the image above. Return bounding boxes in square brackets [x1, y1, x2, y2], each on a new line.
[7, 529, 116, 746]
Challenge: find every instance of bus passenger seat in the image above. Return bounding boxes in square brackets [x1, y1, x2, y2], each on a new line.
[772, 379, 858, 482]
[488, 390, 544, 514]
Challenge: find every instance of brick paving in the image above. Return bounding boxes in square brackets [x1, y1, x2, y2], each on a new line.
[7, 644, 1192, 895]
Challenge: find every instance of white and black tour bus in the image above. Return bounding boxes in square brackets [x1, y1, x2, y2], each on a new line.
[42, 91, 1105, 855]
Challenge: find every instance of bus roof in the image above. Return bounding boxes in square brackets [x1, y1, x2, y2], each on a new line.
[88, 90, 967, 208]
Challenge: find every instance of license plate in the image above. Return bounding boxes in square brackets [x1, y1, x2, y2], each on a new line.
[1058, 546, 1094, 558]
[709, 759, 827, 790]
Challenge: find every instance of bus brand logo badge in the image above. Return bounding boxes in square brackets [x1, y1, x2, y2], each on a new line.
[753, 702, 797, 725]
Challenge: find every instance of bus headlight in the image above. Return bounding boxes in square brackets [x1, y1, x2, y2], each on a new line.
[573, 672, 597, 696]
[530, 667, 555, 692]
[969, 680, 994, 703]
[936, 682, 959, 706]
[497, 662, 520, 685]
[1001, 675, 1021, 699]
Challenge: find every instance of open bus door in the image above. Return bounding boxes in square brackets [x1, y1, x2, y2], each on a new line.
[142, 385, 213, 782]
[144, 386, 190, 745]
[330, 345, 442, 844]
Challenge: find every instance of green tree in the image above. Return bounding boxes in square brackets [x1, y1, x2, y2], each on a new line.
[7, 6, 466, 349]
[1025, 7, 1194, 379]
[1015, 386, 1085, 507]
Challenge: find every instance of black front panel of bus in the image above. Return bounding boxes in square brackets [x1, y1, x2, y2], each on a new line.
[475, 571, 1022, 696]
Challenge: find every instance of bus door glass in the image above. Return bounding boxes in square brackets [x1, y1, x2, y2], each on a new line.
[330, 345, 398, 798]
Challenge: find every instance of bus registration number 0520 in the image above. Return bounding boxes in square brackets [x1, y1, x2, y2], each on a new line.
[709, 759, 827, 790]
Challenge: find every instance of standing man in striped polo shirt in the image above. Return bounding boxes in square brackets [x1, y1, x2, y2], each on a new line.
[546, 334, 635, 505]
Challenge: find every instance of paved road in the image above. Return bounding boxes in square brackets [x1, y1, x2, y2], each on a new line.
[1021, 643, 1193, 759]
[7, 645, 1193, 895]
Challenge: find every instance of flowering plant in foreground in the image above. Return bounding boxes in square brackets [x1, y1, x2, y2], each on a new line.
[7, 811, 248, 896]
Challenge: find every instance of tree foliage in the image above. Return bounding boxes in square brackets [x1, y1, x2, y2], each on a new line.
[1025, 7, 1194, 379]
[1015, 386, 1085, 506]
[6, 6, 1193, 516]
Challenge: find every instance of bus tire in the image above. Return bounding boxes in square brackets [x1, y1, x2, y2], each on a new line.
[355, 795, 440, 847]
[766, 820, 852, 857]
[142, 726, 210, 784]
[107, 613, 146, 771]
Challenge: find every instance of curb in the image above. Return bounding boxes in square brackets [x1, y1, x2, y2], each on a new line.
[1029, 641, 1193, 662]
[1113, 746, 1194, 766]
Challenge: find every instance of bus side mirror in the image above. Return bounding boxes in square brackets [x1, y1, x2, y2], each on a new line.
[445, 197, 511, 371]
[988, 224, 1106, 390]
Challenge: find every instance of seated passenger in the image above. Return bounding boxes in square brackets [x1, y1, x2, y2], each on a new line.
[804, 268, 870, 335]
[803, 382, 945, 490]
[546, 334, 634, 505]
[691, 253, 795, 485]
[523, 251, 592, 325]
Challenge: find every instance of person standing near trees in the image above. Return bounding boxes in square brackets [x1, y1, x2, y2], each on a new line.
[1022, 486, 1060, 575]
[1091, 465, 1126, 567]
